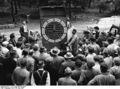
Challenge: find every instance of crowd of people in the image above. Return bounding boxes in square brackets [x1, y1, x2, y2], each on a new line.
[0, 22, 120, 86]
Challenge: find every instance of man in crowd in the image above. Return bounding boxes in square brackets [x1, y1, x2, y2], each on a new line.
[88, 63, 115, 85]
[58, 67, 77, 85]
[31, 61, 50, 85]
[66, 29, 78, 56]
[12, 59, 30, 85]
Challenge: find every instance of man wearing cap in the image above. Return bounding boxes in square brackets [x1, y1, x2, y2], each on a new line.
[58, 67, 77, 85]
[46, 47, 65, 85]
[59, 52, 75, 77]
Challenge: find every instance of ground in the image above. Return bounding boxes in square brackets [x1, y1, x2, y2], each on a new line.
[0, 7, 109, 39]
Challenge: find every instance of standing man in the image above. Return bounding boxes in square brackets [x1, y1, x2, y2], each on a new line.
[31, 61, 50, 85]
[88, 63, 115, 85]
[19, 21, 30, 42]
[67, 29, 78, 56]
[58, 67, 77, 85]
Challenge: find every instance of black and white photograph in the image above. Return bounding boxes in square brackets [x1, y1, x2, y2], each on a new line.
[0, 0, 120, 86]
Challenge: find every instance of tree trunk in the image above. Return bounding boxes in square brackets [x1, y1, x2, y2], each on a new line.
[11, 0, 15, 22]
[88, 0, 92, 8]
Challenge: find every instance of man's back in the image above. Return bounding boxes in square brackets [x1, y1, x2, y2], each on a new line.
[71, 68, 81, 82]
[88, 73, 115, 85]
[78, 69, 99, 85]
[58, 77, 77, 85]
[12, 67, 30, 85]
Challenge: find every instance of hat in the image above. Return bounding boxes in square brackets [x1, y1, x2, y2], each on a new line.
[65, 67, 72, 74]
[25, 43, 31, 48]
[33, 44, 39, 51]
[50, 47, 60, 55]
[94, 26, 99, 30]
[37, 61, 45, 67]
[114, 57, 120, 66]
[40, 47, 46, 53]
[2, 41, 9, 46]
[64, 52, 74, 59]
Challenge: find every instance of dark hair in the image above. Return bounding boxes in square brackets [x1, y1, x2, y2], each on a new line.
[75, 55, 86, 62]
[100, 63, 108, 73]
[90, 37, 96, 42]
[10, 33, 15, 39]
[7, 44, 13, 50]
[94, 55, 100, 62]
[87, 62, 95, 69]
[39, 47, 45, 53]
[20, 59, 27, 68]
[88, 46, 94, 54]
[10, 50, 16, 57]
[33, 46, 38, 51]
[107, 37, 114, 44]
[22, 49, 29, 56]
[16, 42, 22, 48]
[75, 60, 82, 67]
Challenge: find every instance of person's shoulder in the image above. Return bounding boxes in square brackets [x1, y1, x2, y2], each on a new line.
[70, 78, 77, 84]
[58, 77, 65, 82]
[14, 66, 21, 72]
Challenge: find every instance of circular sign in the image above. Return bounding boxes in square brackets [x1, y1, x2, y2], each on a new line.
[42, 18, 67, 43]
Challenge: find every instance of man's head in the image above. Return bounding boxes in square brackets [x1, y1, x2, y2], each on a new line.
[39, 47, 46, 53]
[94, 26, 99, 31]
[100, 63, 108, 73]
[87, 61, 95, 69]
[107, 37, 114, 44]
[37, 61, 45, 68]
[72, 29, 77, 35]
[88, 46, 94, 54]
[20, 59, 27, 68]
[10, 33, 15, 39]
[64, 67, 72, 76]
[90, 37, 96, 42]
[75, 60, 82, 68]
[22, 21, 27, 25]
[33, 44, 39, 51]
[115, 34, 120, 40]
[22, 49, 29, 56]
[16, 42, 22, 48]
